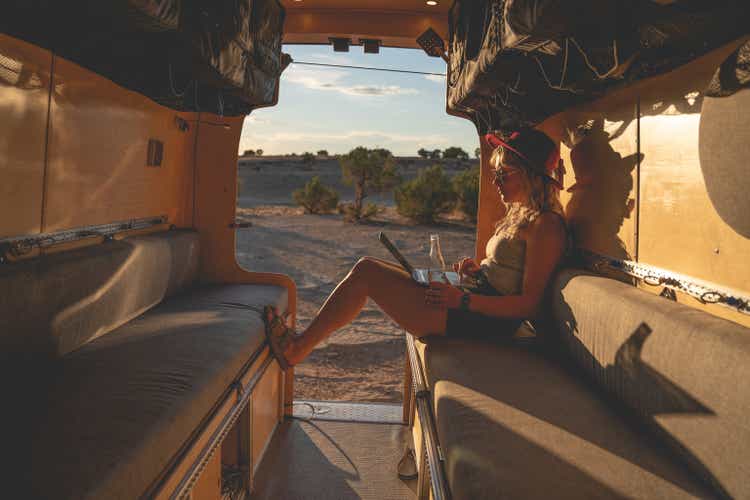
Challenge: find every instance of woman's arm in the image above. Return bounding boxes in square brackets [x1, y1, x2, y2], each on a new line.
[472, 213, 566, 318]
[426, 213, 566, 319]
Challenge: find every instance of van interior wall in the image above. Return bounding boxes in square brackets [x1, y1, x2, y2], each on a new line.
[476, 38, 749, 328]
[0, 33, 197, 240]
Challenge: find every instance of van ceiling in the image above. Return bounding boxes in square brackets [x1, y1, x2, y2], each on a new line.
[280, 0, 450, 48]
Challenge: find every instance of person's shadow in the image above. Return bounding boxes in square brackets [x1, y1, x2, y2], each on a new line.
[565, 121, 641, 268]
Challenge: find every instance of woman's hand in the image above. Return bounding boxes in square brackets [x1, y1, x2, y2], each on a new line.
[453, 257, 480, 277]
[425, 282, 463, 309]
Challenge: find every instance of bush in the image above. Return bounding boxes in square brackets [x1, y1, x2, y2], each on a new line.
[338, 202, 380, 222]
[395, 165, 456, 223]
[452, 165, 480, 221]
[293, 176, 339, 214]
[300, 152, 316, 171]
[442, 146, 469, 160]
[339, 147, 399, 222]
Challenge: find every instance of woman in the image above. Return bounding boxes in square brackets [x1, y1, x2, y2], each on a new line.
[264, 128, 567, 369]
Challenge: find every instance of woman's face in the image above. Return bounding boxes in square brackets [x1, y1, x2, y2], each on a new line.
[492, 161, 527, 203]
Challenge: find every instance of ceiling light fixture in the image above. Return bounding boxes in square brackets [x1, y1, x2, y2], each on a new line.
[361, 39, 381, 54]
[329, 37, 351, 53]
[426, 1, 438, 5]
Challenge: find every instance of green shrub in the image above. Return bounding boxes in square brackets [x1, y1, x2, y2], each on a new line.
[395, 165, 456, 223]
[452, 165, 480, 221]
[301, 152, 316, 170]
[339, 202, 380, 222]
[442, 146, 469, 160]
[293, 176, 339, 214]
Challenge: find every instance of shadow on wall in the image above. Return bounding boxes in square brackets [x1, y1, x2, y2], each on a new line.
[565, 120, 640, 262]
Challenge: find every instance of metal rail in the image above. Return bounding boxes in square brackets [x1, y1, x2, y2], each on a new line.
[170, 353, 274, 499]
[578, 250, 750, 316]
[406, 334, 451, 500]
[0, 215, 168, 262]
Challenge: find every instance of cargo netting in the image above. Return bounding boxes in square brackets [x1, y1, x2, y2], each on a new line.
[447, 0, 750, 133]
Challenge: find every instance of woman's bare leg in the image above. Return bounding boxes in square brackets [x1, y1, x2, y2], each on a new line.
[285, 257, 447, 365]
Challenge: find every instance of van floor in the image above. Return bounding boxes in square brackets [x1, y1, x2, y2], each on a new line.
[252, 402, 417, 500]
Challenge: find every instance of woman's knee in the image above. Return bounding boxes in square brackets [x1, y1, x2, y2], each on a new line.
[352, 256, 380, 276]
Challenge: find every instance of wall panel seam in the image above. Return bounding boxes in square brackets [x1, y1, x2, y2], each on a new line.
[40, 54, 55, 233]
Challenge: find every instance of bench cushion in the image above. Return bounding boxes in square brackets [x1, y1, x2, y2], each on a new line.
[0, 230, 199, 361]
[416, 337, 714, 499]
[552, 269, 750, 499]
[24, 283, 287, 500]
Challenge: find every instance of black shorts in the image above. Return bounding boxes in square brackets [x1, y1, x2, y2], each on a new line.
[445, 308, 521, 339]
[445, 271, 521, 339]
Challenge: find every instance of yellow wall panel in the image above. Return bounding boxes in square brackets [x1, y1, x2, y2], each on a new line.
[0, 34, 51, 238]
[251, 361, 281, 472]
[44, 56, 197, 232]
[638, 95, 750, 324]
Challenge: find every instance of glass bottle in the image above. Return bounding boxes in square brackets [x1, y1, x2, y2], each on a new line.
[429, 234, 446, 272]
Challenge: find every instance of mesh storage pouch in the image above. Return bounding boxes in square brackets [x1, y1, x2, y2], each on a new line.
[705, 40, 750, 98]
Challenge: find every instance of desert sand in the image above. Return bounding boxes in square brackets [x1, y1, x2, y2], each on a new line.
[236, 158, 478, 403]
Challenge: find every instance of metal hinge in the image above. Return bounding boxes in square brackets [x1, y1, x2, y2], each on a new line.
[229, 220, 253, 229]
[230, 381, 243, 403]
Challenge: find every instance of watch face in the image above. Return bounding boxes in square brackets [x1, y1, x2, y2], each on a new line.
[461, 292, 471, 310]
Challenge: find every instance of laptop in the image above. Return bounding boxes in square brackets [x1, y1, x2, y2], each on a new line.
[378, 231, 463, 287]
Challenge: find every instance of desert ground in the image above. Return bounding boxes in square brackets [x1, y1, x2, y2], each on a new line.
[235, 156, 478, 403]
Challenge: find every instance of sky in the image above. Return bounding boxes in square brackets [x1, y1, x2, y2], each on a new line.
[238, 45, 479, 157]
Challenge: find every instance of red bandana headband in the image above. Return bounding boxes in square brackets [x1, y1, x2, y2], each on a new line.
[484, 132, 564, 190]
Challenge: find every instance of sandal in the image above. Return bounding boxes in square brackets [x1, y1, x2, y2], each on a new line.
[397, 448, 418, 480]
[263, 305, 295, 371]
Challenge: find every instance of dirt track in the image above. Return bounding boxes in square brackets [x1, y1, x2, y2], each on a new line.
[236, 159, 477, 403]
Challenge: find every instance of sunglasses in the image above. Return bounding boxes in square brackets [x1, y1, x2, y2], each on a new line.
[492, 165, 522, 185]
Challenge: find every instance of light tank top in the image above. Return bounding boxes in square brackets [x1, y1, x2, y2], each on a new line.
[479, 233, 526, 296]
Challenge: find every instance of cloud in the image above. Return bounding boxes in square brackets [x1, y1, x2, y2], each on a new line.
[244, 115, 271, 125]
[282, 66, 418, 97]
[424, 74, 446, 83]
[256, 129, 448, 144]
[340, 85, 418, 96]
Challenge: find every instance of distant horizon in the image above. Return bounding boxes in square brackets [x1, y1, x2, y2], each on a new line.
[238, 149, 479, 159]
[239, 45, 479, 157]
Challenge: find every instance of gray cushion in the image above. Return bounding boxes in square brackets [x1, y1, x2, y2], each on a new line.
[416, 337, 714, 500]
[24, 283, 287, 500]
[552, 269, 750, 499]
[0, 230, 199, 361]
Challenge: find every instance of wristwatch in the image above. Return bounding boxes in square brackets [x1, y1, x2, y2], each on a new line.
[460, 292, 471, 311]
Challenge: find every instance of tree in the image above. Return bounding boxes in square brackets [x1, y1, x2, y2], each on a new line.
[395, 165, 456, 224]
[317, 150, 329, 157]
[417, 148, 430, 159]
[256, 149, 263, 156]
[452, 165, 480, 221]
[442, 147, 469, 160]
[301, 152, 316, 170]
[242, 149, 256, 157]
[474, 147, 481, 159]
[429, 149, 442, 160]
[339, 147, 399, 222]
[293, 176, 339, 214]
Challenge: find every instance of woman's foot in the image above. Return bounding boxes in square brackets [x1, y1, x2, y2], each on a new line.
[263, 306, 298, 370]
